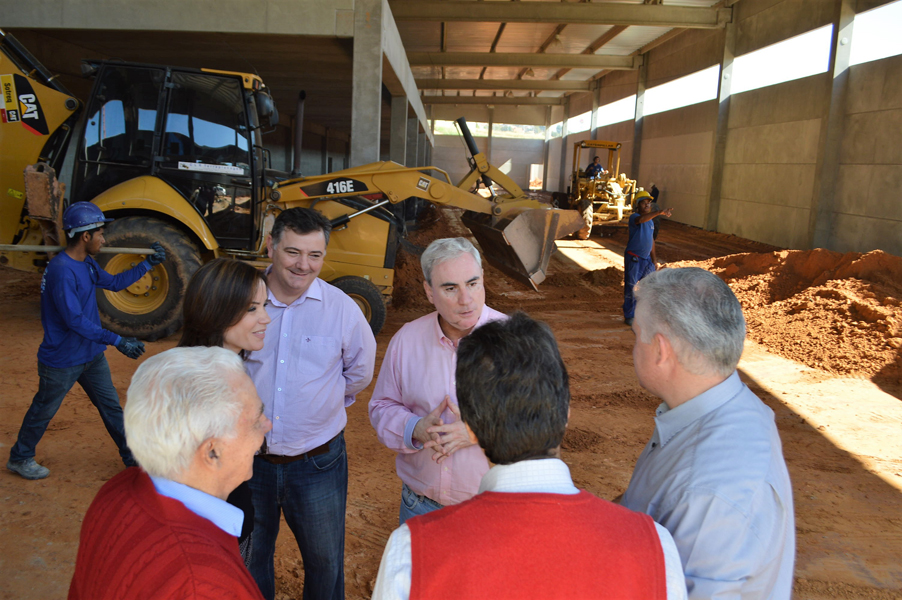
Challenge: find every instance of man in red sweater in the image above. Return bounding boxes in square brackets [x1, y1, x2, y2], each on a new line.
[372, 312, 687, 600]
[69, 346, 271, 600]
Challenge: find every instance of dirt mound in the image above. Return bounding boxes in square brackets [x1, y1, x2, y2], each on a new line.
[0, 266, 42, 299]
[583, 267, 623, 288]
[671, 249, 902, 384]
[391, 204, 458, 310]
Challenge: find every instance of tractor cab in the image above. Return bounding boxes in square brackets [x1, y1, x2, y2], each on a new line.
[73, 61, 277, 251]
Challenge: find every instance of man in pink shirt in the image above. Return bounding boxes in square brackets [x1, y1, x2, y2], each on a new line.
[369, 237, 505, 524]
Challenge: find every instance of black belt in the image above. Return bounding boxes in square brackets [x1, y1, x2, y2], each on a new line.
[258, 431, 342, 464]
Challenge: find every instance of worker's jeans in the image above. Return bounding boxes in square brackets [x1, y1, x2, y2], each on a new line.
[248, 432, 347, 600]
[623, 253, 656, 319]
[9, 353, 134, 466]
[399, 482, 444, 526]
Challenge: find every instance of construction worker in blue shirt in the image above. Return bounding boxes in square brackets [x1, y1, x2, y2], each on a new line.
[623, 191, 672, 326]
[585, 156, 606, 179]
[7, 202, 166, 480]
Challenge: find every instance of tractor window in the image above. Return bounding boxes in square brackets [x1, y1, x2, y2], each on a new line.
[81, 66, 162, 166]
[74, 66, 164, 203]
[163, 73, 250, 174]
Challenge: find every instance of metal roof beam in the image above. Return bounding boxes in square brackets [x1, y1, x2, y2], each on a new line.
[390, 1, 731, 29]
[408, 52, 639, 69]
[417, 79, 591, 91]
[422, 96, 562, 106]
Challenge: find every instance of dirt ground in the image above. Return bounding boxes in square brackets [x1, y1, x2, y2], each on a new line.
[1, 210, 901, 600]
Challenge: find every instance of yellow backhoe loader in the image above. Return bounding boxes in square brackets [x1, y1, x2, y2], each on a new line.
[554, 140, 637, 239]
[1, 30, 581, 337]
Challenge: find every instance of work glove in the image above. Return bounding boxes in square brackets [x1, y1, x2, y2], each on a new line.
[146, 242, 166, 266]
[116, 336, 145, 360]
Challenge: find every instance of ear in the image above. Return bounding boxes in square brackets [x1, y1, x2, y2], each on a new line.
[464, 422, 479, 446]
[265, 235, 274, 259]
[653, 332, 675, 368]
[198, 438, 220, 469]
[423, 280, 434, 304]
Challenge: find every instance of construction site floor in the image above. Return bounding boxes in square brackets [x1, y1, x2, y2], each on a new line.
[1, 211, 900, 600]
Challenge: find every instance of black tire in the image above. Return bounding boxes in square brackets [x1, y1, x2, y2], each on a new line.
[579, 201, 594, 239]
[95, 216, 202, 341]
[329, 276, 387, 336]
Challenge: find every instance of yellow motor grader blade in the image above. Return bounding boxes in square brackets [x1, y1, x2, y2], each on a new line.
[462, 207, 583, 290]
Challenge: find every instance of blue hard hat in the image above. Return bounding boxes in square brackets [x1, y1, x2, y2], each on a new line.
[63, 202, 113, 238]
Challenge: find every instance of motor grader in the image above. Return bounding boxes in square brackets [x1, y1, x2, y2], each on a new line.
[0, 30, 581, 338]
[555, 140, 637, 239]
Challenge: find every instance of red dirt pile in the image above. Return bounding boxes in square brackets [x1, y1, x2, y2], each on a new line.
[672, 249, 902, 384]
[390, 205, 458, 310]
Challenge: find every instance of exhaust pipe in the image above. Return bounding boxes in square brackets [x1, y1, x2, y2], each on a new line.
[291, 91, 306, 177]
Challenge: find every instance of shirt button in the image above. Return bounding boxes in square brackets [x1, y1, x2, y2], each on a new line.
[443, 467, 448, 472]
[283, 333, 288, 337]
[277, 388, 282, 392]
[275, 416, 280, 420]
[280, 360, 284, 364]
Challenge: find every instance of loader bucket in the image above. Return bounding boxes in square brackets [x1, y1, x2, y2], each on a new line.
[462, 208, 584, 290]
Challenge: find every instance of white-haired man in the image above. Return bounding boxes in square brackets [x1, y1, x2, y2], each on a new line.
[622, 268, 795, 600]
[69, 347, 271, 600]
[369, 237, 505, 524]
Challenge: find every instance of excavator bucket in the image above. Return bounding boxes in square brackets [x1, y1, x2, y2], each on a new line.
[462, 207, 584, 290]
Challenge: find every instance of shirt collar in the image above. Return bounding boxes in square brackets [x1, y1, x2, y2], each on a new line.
[652, 370, 743, 448]
[149, 476, 244, 537]
[478, 458, 579, 495]
[431, 305, 492, 349]
[263, 266, 323, 308]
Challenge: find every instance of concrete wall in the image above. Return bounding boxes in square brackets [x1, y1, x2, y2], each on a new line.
[735, 0, 836, 56]
[430, 134, 542, 191]
[0, 0, 356, 36]
[433, 134, 488, 188]
[431, 105, 548, 127]
[638, 27, 722, 227]
[491, 137, 545, 190]
[719, 75, 827, 248]
[640, 102, 717, 227]
[596, 70, 638, 178]
[833, 53, 902, 255]
[563, 130, 593, 193]
[547, 136, 563, 193]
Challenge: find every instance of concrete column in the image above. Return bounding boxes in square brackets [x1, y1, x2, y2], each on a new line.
[487, 106, 494, 164]
[406, 117, 418, 167]
[590, 80, 600, 142]
[558, 97, 571, 193]
[418, 131, 426, 167]
[351, 0, 384, 167]
[808, 0, 856, 249]
[631, 54, 648, 179]
[542, 106, 552, 192]
[703, 21, 737, 231]
[390, 96, 408, 165]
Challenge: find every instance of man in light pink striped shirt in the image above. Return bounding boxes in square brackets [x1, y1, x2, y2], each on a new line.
[369, 237, 505, 524]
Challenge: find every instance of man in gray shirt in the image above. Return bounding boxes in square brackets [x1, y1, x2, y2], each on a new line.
[622, 267, 795, 600]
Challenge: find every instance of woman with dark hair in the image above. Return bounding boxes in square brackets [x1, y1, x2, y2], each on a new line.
[178, 257, 270, 564]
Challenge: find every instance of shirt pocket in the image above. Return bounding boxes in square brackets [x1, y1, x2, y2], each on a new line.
[294, 335, 341, 376]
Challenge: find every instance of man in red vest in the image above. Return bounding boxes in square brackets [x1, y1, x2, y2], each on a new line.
[69, 347, 271, 600]
[372, 312, 687, 600]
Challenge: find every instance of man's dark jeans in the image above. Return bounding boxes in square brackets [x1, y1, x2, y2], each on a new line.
[9, 353, 134, 466]
[623, 253, 656, 320]
[248, 432, 348, 600]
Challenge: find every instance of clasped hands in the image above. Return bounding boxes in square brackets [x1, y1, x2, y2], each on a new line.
[412, 396, 473, 464]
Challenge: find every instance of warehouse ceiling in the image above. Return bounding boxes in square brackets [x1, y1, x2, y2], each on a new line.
[391, 0, 730, 106]
[6, 0, 730, 141]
